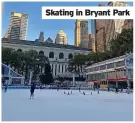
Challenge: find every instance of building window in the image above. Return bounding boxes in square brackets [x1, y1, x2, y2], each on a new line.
[68, 53, 73, 59]
[39, 51, 44, 55]
[49, 52, 54, 58]
[100, 65, 106, 70]
[107, 63, 114, 69]
[17, 49, 22, 52]
[116, 60, 125, 67]
[94, 66, 99, 71]
[59, 53, 64, 59]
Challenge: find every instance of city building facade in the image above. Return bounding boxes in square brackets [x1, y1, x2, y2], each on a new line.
[4, 12, 28, 40]
[85, 53, 133, 89]
[108, 2, 128, 34]
[2, 38, 90, 77]
[93, 2, 129, 52]
[75, 19, 89, 49]
[55, 29, 68, 45]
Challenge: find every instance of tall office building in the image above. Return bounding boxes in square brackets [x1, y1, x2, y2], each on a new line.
[93, 2, 129, 52]
[4, 12, 28, 40]
[108, 2, 128, 34]
[91, 20, 96, 52]
[39, 32, 44, 42]
[75, 19, 89, 49]
[55, 29, 68, 45]
[93, 4, 107, 52]
[89, 34, 96, 51]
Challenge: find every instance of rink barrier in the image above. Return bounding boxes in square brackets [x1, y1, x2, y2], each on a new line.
[1, 86, 133, 93]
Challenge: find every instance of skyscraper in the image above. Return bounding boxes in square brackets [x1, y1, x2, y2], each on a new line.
[93, 2, 129, 52]
[55, 29, 68, 45]
[75, 19, 89, 49]
[94, 4, 107, 52]
[90, 20, 96, 52]
[39, 32, 44, 42]
[108, 2, 128, 34]
[4, 12, 28, 40]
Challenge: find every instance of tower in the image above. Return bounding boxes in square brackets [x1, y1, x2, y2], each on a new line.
[55, 29, 68, 45]
[108, 2, 128, 34]
[74, 19, 89, 49]
[39, 32, 44, 42]
[4, 12, 28, 40]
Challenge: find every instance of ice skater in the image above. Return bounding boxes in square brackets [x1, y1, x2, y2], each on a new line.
[126, 86, 130, 94]
[115, 87, 118, 94]
[108, 87, 110, 92]
[93, 86, 95, 91]
[40, 84, 42, 90]
[4, 80, 8, 93]
[57, 84, 59, 91]
[97, 87, 100, 94]
[79, 87, 81, 92]
[83, 91, 85, 95]
[30, 83, 36, 99]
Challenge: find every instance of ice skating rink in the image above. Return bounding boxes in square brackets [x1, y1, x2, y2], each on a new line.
[2, 89, 133, 121]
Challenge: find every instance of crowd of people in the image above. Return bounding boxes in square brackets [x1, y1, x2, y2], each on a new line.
[2, 80, 131, 99]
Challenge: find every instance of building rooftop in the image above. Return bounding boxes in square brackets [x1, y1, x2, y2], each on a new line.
[86, 53, 133, 68]
[2, 38, 91, 51]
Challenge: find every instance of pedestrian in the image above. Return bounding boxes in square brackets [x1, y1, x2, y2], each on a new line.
[121, 87, 123, 92]
[97, 87, 100, 94]
[127, 86, 130, 94]
[4, 80, 8, 93]
[57, 84, 59, 91]
[93, 85, 95, 91]
[79, 87, 81, 92]
[108, 87, 110, 92]
[40, 84, 42, 90]
[30, 83, 36, 99]
[115, 87, 118, 94]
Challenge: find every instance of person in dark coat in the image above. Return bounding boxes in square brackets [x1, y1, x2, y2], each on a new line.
[4, 81, 8, 93]
[30, 83, 36, 99]
[40, 84, 42, 90]
[93, 86, 95, 91]
[108, 87, 110, 92]
[115, 87, 118, 93]
[79, 86, 81, 92]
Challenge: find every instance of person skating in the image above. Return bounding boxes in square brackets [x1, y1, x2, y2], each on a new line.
[93, 86, 95, 91]
[115, 87, 118, 94]
[57, 84, 59, 91]
[4, 80, 8, 93]
[30, 83, 36, 99]
[83, 91, 85, 95]
[126, 86, 130, 94]
[79, 87, 81, 92]
[97, 87, 100, 94]
[108, 87, 110, 92]
[121, 87, 123, 92]
[40, 84, 42, 90]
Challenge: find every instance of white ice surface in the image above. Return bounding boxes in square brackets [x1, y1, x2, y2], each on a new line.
[2, 89, 133, 121]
